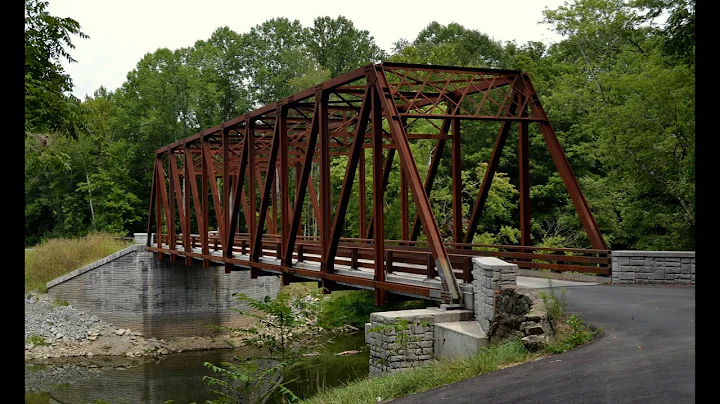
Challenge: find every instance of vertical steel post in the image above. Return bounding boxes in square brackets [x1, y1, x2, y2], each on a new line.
[452, 118, 463, 244]
[183, 145, 192, 265]
[400, 117, 409, 243]
[359, 148, 366, 238]
[518, 94, 531, 246]
[167, 150, 177, 262]
[146, 157, 157, 248]
[284, 101, 320, 266]
[154, 158, 162, 255]
[279, 105, 289, 261]
[247, 121, 257, 261]
[371, 83, 386, 306]
[201, 138, 210, 269]
[222, 127, 231, 269]
[319, 87, 331, 274]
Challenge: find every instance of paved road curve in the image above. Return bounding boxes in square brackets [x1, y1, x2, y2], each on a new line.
[389, 283, 695, 404]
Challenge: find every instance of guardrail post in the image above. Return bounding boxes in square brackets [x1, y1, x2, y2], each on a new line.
[426, 254, 434, 279]
[351, 247, 359, 270]
[463, 256, 472, 283]
[385, 250, 394, 274]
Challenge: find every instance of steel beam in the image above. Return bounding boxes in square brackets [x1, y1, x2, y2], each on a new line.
[284, 101, 320, 266]
[518, 94, 531, 246]
[464, 94, 519, 244]
[452, 118, 463, 243]
[326, 86, 372, 272]
[375, 67, 462, 304]
[371, 83, 386, 306]
[251, 114, 281, 261]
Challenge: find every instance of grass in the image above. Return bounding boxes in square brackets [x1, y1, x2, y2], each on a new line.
[305, 338, 535, 404]
[24, 231, 131, 293]
[26, 335, 48, 346]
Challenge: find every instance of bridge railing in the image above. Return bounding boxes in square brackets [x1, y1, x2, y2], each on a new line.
[156, 233, 610, 281]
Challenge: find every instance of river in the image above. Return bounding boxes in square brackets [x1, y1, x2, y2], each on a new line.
[25, 331, 369, 403]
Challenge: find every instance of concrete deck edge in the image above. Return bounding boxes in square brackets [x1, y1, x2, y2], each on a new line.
[46, 244, 146, 289]
[611, 250, 695, 258]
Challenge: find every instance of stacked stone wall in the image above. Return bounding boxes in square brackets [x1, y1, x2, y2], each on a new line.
[490, 287, 552, 350]
[367, 313, 435, 376]
[611, 251, 695, 285]
[472, 257, 517, 334]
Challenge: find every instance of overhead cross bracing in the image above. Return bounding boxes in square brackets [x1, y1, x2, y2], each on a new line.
[146, 62, 610, 306]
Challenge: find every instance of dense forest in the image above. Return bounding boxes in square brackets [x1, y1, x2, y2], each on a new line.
[25, 0, 695, 251]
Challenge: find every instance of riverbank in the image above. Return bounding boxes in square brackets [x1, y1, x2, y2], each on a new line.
[24, 291, 258, 361]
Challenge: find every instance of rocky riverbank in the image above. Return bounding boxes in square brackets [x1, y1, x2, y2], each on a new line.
[24, 291, 247, 361]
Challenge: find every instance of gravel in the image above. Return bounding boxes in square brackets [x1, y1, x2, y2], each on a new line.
[24, 292, 112, 345]
[24, 291, 245, 361]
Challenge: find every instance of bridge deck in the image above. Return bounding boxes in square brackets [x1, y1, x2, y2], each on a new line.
[149, 233, 609, 302]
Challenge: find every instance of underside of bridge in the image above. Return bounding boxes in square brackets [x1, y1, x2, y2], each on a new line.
[146, 62, 609, 306]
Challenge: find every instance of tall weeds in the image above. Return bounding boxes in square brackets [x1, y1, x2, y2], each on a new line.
[25, 231, 130, 293]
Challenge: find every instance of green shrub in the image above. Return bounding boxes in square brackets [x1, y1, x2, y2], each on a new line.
[317, 290, 427, 329]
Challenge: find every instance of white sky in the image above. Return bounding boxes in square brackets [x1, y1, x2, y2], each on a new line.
[47, 0, 568, 100]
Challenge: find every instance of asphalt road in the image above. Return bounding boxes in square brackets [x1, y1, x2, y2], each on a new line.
[388, 283, 696, 404]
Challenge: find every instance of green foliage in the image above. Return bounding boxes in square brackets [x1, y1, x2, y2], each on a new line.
[317, 290, 427, 330]
[202, 291, 324, 403]
[539, 281, 568, 327]
[24, 0, 88, 136]
[24, 391, 50, 404]
[26, 334, 48, 346]
[309, 16, 387, 77]
[544, 314, 599, 354]
[390, 22, 509, 68]
[539, 279, 601, 354]
[317, 290, 377, 329]
[51, 298, 69, 307]
[203, 358, 302, 404]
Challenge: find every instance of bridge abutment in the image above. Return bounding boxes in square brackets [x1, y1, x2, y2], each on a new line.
[46, 245, 281, 339]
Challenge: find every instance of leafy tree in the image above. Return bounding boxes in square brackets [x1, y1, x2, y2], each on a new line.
[24, 0, 88, 136]
[240, 18, 315, 106]
[390, 22, 510, 68]
[309, 16, 387, 77]
[632, 0, 695, 64]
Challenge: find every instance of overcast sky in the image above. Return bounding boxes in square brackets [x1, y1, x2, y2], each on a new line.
[47, 0, 568, 100]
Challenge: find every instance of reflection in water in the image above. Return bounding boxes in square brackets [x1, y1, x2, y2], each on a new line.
[25, 332, 369, 403]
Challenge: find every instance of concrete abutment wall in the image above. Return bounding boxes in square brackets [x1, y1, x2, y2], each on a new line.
[46, 244, 281, 339]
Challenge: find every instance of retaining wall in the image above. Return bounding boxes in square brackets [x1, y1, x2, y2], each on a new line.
[366, 257, 552, 376]
[611, 251, 695, 285]
[46, 245, 281, 339]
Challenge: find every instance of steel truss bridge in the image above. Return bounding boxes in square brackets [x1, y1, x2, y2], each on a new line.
[146, 62, 610, 306]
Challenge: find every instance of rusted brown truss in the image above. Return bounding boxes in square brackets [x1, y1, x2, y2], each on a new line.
[146, 62, 609, 306]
